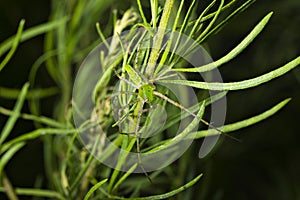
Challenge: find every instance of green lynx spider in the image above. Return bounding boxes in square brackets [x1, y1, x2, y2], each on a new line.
[111, 62, 230, 181]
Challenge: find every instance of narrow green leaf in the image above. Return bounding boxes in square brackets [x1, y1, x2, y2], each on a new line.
[160, 56, 300, 90]
[0, 107, 65, 128]
[198, 0, 236, 23]
[136, 0, 148, 25]
[108, 136, 136, 193]
[100, 173, 203, 200]
[196, 0, 224, 43]
[0, 83, 29, 147]
[96, 22, 109, 49]
[92, 54, 123, 103]
[112, 164, 138, 193]
[0, 87, 59, 99]
[168, 0, 195, 63]
[162, 91, 227, 132]
[147, 101, 205, 153]
[175, 12, 273, 72]
[181, 0, 237, 30]
[69, 0, 85, 34]
[29, 50, 58, 86]
[70, 134, 100, 192]
[1, 128, 76, 154]
[60, 133, 77, 195]
[83, 179, 108, 200]
[125, 64, 143, 86]
[0, 187, 65, 200]
[155, 0, 185, 73]
[0, 143, 25, 178]
[189, 0, 217, 39]
[146, 0, 175, 77]
[2, 172, 19, 200]
[96, 135, 124, 164]
[0, 18, 68, 56]
[198, 0, 255, 43]
[150, 0, 158, 29]
[213, 11, 272, 68]
[171, 0, 220, 67]
[0, 19, 25, 72]
[142, 91, 228, 153]
[194, 98, 291, 138]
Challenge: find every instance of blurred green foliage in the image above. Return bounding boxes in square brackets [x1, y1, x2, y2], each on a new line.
[0, 0, 299, 199]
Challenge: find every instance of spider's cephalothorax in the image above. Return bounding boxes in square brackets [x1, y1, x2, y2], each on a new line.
[138, 84, 155, 103]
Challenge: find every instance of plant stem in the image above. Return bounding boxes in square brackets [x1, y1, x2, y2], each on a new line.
[2, 172, 19, 200]
[146, 0, 175, 78]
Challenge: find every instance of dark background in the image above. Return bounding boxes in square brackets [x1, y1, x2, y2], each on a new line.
[201, 0, 300, 199]
[0, 0, 52, 190]
[0, 0, 299, 199]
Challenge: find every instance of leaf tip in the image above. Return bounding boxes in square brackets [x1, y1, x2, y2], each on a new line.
[283, 97, 292, 104]
[266, 11, 274, 19]
[20, 19, 26, 26]
[24, 82, 30, 89]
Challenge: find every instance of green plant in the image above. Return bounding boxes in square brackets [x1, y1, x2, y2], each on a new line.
[0, 0, 299, 199]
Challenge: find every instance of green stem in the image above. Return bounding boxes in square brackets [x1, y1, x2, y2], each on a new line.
[0, 187, 65, 200]
[0, 19, 25, 72]
[2, 172, 19, 200]
[146, 0, 175, 78]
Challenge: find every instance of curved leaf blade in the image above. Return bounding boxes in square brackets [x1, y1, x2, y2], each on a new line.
[0, 83, 29, 147]
[0, 18, 68, 56]
[100, 173, 203, 200]
[83, 179, 108, 200]
[1, 128, 76, 154]
[0, 142, 25, 178]
[0, 187, 65, 200]
[194, 98, 291, 138]
[160, 56, 300, 90]
[174, 12, 273, 72]
[0, 87, 59, 99]
[0, 19, 25, 72]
